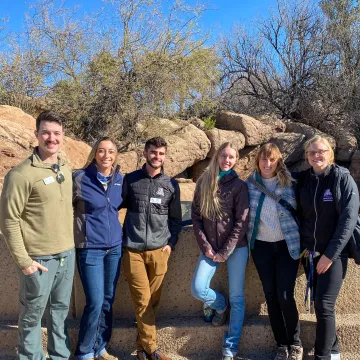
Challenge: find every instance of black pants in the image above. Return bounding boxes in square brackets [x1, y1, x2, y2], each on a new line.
[302, 255, 348, 360]
[252, 240, 301, 348]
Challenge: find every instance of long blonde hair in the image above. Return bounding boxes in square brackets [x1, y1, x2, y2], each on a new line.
[83, 136, 119, 170]
[198, 142, 239, 220]
[255, 143, 293, 187]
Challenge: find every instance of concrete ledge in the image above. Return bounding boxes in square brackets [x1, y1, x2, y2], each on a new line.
[2, 228, 360, 320]
[1, 314, 360, 358]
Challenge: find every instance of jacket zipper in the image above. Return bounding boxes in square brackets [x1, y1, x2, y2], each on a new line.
[313, 176, 319, 252]
[97, 171, 116, 247]
[145, 178, 152, 251]
[106, 179, 112, 247]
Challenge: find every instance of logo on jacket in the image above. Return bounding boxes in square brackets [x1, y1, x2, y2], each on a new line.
[156, 187, 165, 196]
[323, 189, 333, 202]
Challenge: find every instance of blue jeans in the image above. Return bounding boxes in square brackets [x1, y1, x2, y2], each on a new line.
[75, 245, 122, 360]
[191, 247, 248, 357]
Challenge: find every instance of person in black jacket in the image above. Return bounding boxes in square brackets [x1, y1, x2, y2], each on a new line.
[296, 135, 359, 360]
[121, 137, 182, 360]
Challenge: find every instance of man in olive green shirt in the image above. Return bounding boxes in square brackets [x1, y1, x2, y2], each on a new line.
[0, 111, 75, 360]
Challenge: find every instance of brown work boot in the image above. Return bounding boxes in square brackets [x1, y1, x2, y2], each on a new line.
[274, 346, 289, 360]
[136, 350, 149, 360]
[288, 345, 303, 360]
[95, 351, 118, 360]
[149, 349, 172, 360]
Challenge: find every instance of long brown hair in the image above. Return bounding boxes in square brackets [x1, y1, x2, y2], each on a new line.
[254, 143, 293, 187]
[197, 142, 239, 220]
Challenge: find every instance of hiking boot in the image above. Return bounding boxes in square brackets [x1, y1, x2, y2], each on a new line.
[212, 298, 229, 327]
[203, 303, 215, 322]
[274, 346, 289, 360]
[288, 345, 303, 360]
[149, 349, 172, 360]
[95, 352, 118, 360]
[136, 350, 149, 360]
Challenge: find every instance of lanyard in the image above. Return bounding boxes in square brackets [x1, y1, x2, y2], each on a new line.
[304, 250, 315, 313]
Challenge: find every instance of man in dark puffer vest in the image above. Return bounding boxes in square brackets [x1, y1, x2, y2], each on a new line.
[121, 137, 182, 360]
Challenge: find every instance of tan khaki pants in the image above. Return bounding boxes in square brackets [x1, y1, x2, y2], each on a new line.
[123, 247, 169, 354]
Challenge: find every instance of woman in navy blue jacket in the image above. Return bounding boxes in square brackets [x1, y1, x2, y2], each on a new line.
[73, 137, 123, 360]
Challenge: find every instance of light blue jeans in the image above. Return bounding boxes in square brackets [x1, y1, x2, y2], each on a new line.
[191, 246, 248, 357]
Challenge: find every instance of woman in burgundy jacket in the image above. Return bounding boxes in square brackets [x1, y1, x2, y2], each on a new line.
[191, 141, 249, 360]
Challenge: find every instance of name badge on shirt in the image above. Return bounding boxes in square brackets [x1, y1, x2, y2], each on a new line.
[43, 176, 55, 185]
[150, 197, 162, 204]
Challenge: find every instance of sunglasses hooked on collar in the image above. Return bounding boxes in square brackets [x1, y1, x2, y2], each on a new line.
[51, 163, 65, 184]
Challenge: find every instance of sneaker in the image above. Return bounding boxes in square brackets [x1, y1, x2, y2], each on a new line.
[274, 346, 289, 360]
[137, 350, 149, 360]
[289, 345, 303, 360]
[223, 357, 233, 360]
[95, 352, 118, 360]
[212, 298, 229, 327]
[203, 303, 215, 322]
[331, 354, 341, 360]
[149, 349, 172, 360]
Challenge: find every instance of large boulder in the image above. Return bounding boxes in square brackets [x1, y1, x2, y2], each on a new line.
[188, 117, 206, 131]
[336, 134, 357, 162]
[136, 117, 187, 139]
[0, 119, 38, 150]
[192, 158, 211, 182]
[258, 114, 286, 132]
[268, 133, 306, 165]
[177, 182, 196, 201]
[349, 150, 360, 186]
[163, 124, 211, 177]
[285, 122, 336, 148]
[118, 151, 139, 174]
[233, 146, 261, 180]
[205, 129, 245, 158]
[62, 138, 91, 170]
[0, 105, 36, 128]
[317, 122, 356, 162]
[216, 111, 273, 146]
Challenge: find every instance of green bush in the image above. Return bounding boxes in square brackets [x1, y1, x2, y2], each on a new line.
[203, 116, 216, 130]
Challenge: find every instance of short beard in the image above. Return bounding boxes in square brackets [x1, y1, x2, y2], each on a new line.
[146, 159, 162, 169]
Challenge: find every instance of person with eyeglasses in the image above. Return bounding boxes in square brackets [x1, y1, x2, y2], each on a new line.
[0, 111, 75, 359]
[296, 135, 359, 360]
[72, 137, 123, 360]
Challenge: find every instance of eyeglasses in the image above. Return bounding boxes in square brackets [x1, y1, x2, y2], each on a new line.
[306, 150, 329, 157]
[51, 164, 65, 184]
